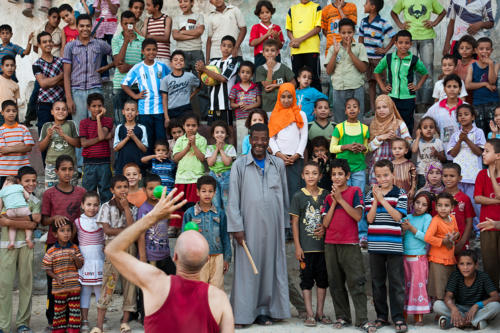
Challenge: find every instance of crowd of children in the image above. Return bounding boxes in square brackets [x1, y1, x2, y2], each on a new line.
[0, 0, 500, 332]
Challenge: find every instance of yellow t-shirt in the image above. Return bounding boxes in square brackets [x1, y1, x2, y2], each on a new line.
[286, 1, 322, 55]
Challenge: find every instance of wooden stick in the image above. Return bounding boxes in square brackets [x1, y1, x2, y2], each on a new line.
[242, 240, 259, 275]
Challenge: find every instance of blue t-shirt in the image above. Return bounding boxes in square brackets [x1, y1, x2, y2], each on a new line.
[152, 158, 176, 191]
[296, 87, 328, 122]
[241, 134, 251, 155]
[253, 156, 265, 174]
[488, 132, 500, 139]
[471, 62, 499, 105]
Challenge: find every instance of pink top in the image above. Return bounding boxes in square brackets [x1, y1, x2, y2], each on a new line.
[75, 216, 104, 247]
[94, 0, 120, 38]
[249, 22, 284, 56]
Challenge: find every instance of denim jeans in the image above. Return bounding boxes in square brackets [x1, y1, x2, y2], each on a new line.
[71, 88, 102, 167]
[209, 170, 230, 211]
[410, 39, 434, 105]
[82, 163, 112, 202]
[138, 114, 166, 155]
[26, 80, 40, 124]
[348, 170, 367, 240]
[36, 103, 54, 134]
[331, 87, 365, 124]
[433, 300, 500, 327]
[370, 253, 405, 323]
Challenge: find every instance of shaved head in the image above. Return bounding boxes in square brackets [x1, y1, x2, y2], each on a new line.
[174, 230, 209, 273]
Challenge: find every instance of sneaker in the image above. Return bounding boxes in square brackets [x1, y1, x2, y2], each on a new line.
[17, 326, 32, 333]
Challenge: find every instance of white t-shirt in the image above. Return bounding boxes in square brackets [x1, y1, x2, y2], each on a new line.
[432, 79, 467, 101]
[172, 12, 204, 51]
[416, 137, 444, 175]
[423, 100, 461, 147]
[447, 0, 494, 41]
[206, 5, 246, 59]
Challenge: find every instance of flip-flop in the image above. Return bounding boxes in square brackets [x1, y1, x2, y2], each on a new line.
[375, 319, 390, 328]
[395, 321, 408, 333]
[333, 318, 349, 329]
[304, 316, 316, 327]
[360, 321, 377, 333]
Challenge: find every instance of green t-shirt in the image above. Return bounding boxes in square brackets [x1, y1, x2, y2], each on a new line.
[374, 51, 428, 100]
[39, 120, 78, 165]
[173, 133, 207, 184]
[289, 188, 328, 252]
[392, 0, 444, 40]
[332, 121, 369, 173]
[0, 194, 41, 249]
[205, 144, 236, 174]
[308, 121, 335, 141]
[255, 63, 295, 113]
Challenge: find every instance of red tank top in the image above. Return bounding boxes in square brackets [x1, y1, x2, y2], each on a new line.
[144, 275, 220, 333]
[146, 14, 170, 59]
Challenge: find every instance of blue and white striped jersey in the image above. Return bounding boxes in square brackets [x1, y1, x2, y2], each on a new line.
[122, 60, 171, 115]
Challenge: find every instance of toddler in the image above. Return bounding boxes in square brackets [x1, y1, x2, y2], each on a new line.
[391, 138, 416, 205]
[425, 192, 460, 301]
[167, 119, 184, 158]
[296, 66, 328, 122]
[411, 116, 446, 189]
[0, 176, 31, 249]
[309, 136, 333, 191]
[75, 192, 104, 333]
[416, 162, 444, 197]
[488, 106, 500, 139]
[141, 140, 177, 192]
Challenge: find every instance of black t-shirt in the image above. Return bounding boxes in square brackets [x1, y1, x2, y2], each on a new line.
[445, 270, 496, 306]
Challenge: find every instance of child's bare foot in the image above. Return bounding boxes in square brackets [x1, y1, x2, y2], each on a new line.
[7, 242, 15, 250]
[26, 238, 34, 249]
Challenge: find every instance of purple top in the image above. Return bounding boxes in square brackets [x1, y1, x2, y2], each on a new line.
[63, 38, 111, 90]
[138, 201, 170, 261]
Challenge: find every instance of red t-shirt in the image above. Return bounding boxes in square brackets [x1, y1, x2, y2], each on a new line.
[452, 191, 475, 236]
[321, 186, 363, 244]
[42, 185, 87, 245]
[474, 169, 500, 231]
[249, 22, 284, 56]
[79, 116, 113, 161]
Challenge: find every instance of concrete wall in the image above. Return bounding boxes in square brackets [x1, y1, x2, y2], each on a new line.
[1, 0, 499, 118]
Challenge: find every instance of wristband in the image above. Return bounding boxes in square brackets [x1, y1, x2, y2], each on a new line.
[476, 301, 484, 309]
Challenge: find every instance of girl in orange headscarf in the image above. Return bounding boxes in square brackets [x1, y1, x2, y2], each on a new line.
[268, 83, 308, 199]
[368, 95, 412, 184]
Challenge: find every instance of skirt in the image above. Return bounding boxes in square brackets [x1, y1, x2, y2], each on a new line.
[78, 244, 104, 285]
[404, 255, 430, 314]
[427, 262, 456, 300]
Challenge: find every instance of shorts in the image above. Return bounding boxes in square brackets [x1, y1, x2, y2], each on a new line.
[299, 252, 328, 290]
[427, 262, 455, 300]
[367, 58, 383, 82]
[199, 253, 224, 290]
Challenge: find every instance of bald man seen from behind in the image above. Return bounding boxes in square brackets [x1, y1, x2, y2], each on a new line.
[105, 188, 235, 333]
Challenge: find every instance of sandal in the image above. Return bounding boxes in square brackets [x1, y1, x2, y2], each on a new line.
[439, 316, 452, 330]
[254, 315, 272, 326]
[360, 321, 377, 333]
[120, 322, 132, 333]
[333, 318, 349, 329]
[375, 319, 390, 328]
[315, 314, 332, 324]
[304, 316, 316, 327]
[394, 321, 408, 333]
[80, 320, 90, 333]
[89, 328, 102, 333]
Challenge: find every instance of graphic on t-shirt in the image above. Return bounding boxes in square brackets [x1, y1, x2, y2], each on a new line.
[51, 133, 70, 152]
[67, 202, 80, 220]
[409, 5, 427, 19]
[302, 201, 322, 240]
[179, 19, 197, 31]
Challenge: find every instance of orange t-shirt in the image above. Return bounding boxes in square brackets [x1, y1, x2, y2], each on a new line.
[424, 215, 459, 265]
[321, 3, 357, 51]
[127, 189, 147, 208]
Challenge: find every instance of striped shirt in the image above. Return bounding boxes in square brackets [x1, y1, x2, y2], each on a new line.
[358, 15, 395, 59]
[228, 82, 261, 120]
[208, 56, 239, 112]
[0, 42, 24, 75]
[152, 158, 176, 192]
[111, 31, 144, 89]
[80, 116, 113, 162]
[0, 123, 35, 176]
[447, 0, 494, 41]
[122, 60, 171, 115]
[365, 186, 407, 254]
[63, 38, 112, 90]
[42, 242, 83, 294]
[75, 216, 104, 246]
[146, 14, 170, 59]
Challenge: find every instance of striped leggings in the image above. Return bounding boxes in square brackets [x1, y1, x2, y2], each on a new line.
[52, 291, 81, 333]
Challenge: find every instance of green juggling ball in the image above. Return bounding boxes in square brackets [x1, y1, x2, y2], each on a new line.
[153, 185, 165, 199]
[184, 221, 200, 232]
